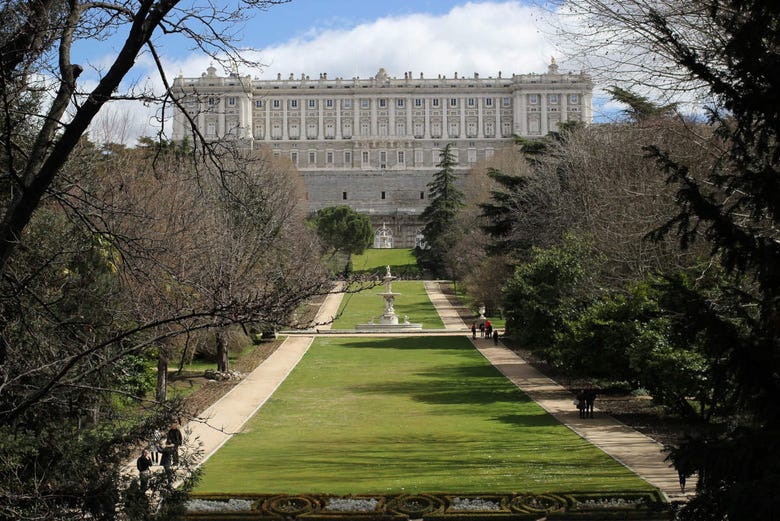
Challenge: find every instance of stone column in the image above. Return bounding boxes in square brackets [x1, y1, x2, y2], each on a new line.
[406, 96, 413, 138]
[318, 96, 324, 138]
[300, 97, 306, 138]
[282, 98, 288, 140]
[264, 100, 270, 141]
[353, 99, 359, 138]
[495, 100, 501, 138]
[477, 97, 484, 138]
[424, 97, 431, 139]
[336, 99, 342, 139]
[560, 92, 568, 124]
[459, 97, 466, 139]
[540, 93, 548, 135]
[389, 97, 395, 136]
[217, 99, 225, 137]
[371, 97, 377, 135]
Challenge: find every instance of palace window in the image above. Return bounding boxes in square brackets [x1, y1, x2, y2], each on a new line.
[432, 98, 440, 107]
[362, 151, 369, 164]
[290, 99, 298, 108]
[502, 97, 511, 106]
[569, 94, 579, 104]
[327, 151, 333, 164]
[415, 98, 423, 107]
[449, 98, 458, 107]
[343, 192, 347, 200]
[272, 99, 280, 108]
[361, 99, 369, 108]
[290, 152, 298, 164]
[206, 122, 216, 135]
[549, 94, 559, 104]
[485, 97, 493, 107]
[326, 99, 334, 108]
[379, 98, 387, 108]
[414, 121, 424, 138]
[415, 149, 423, 164]
[255, 100, 263, 108]
[397, 98, 405, 108]
[308, 151, 316, 164]
[228, 96, 236, 106]
[343, 99, 352, 108]
[529, 94, 539, 104]
[467, 97, 475, 107]
[308, 99, 316, 108]
[344, 151, 352, 165]
[397, 151, 405, 164]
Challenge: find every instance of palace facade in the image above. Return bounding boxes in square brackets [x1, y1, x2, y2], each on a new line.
[171, 61, 593, 247]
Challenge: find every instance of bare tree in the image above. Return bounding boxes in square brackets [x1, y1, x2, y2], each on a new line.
[0, 0, 290, 273]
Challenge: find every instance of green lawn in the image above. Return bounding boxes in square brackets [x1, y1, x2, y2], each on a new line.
[351, 248, 418, 276]
[331, 280, 445, 329]
[195, 336, 652, 495]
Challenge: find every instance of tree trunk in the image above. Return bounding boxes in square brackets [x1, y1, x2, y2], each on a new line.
[156, 347, 168, 402]
[216, 329, 228, 372]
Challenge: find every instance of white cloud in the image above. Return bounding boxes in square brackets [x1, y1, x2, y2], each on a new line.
[241, 2, 557, 80]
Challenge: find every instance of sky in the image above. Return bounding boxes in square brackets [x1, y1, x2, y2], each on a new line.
[78, 1, 618, 145]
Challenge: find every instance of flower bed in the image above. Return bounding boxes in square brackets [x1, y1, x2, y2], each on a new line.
[182, 490, 670, 520]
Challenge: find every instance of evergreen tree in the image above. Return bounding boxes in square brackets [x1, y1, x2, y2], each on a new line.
[555, 0, 780, 518]
[418, 143, 465, 275]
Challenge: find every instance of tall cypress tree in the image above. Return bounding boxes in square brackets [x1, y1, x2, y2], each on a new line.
[418, 143, 464, 275]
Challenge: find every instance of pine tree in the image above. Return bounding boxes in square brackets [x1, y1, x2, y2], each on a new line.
[418, 143, 465, 275]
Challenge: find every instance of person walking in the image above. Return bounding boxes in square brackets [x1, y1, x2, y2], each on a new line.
[576, 390, 586, 418]
[166, 423, 183, 466]
[492, 329, 499, 345]
[471, 323, 477, 339]
[479, 322, 485, 338]
[584, 387, 597, 418]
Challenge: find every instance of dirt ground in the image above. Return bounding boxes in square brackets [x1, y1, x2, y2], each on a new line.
[174, 339, 284, 417]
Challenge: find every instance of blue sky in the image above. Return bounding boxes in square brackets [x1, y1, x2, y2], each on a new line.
[77, 1, 618, 143]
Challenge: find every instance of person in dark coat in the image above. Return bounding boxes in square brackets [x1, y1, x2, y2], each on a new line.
[166, 423, 183, 465]
[136, 449, 153, 489]
[471, 323, 477, 339]
[576, 390, 586, 418]
[160, 442, 177, 487]
[583, 387, 597, 418]
[492, 329, 499, 345]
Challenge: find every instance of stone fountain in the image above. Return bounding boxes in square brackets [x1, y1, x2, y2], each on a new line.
[355, 265, 422, 332]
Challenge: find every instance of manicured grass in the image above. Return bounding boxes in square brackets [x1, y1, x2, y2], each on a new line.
[351, 248, 418, 276]
[331, 280, 445, 329]
[195, 336, 652, 495]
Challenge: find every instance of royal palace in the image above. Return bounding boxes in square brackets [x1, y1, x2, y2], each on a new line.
[171, 60, 593, 247]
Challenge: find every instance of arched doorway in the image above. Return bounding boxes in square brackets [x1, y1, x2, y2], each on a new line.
[374, 223, 393, 248]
